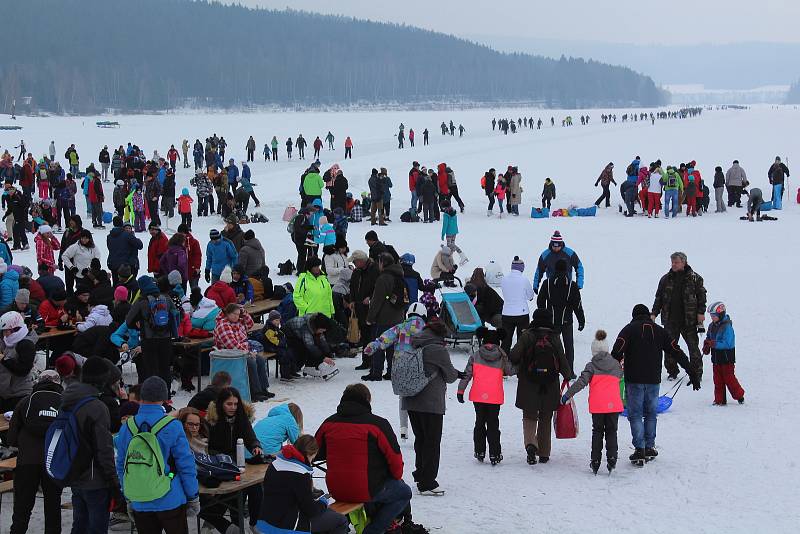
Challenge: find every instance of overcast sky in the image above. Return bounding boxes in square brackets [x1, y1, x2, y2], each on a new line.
[236, 0, 799, 45]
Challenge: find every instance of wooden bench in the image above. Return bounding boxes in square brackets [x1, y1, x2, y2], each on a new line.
[329, 501, 364, 515]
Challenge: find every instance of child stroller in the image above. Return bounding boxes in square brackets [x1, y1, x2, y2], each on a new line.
[434, 276, 482, 351]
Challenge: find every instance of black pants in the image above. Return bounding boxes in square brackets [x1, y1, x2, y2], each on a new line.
[248, 190, 260, 206]
[247, 150, 254, 162]
[65, 267, 76, 295]
[595, 185, 611, 207]
[12, 218, 28, 248]
[369, 324, 395, 377]
[344, 147, 352, 159]
[286, 335, 323, 370]
[200, 485, 261, 530]
[449, 185, 465, 210]
[487, 194, 495, 211]
[181, 212, 192, 228]
[133, 505, 188, 534]
[298, 147, 304, 159]
[556, 322, 575, 375]
[727, 185, 743, 207]
[147, 199, 161, 226]
[408, 411, 443, 491]
[11, 464, 62, 534]
[198, 196, 209, 216]
[473, 402, 501, 456]
[141, 337, 173, 390]
[501, 314, 529, 355]
[542, 197, 552, 209]
[272, 147, 278, 160]
[91, 201, 104, 227]
[591, 413, 619, 461]
[664, 324, 703, 380]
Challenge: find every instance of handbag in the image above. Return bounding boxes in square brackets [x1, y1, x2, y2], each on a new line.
[554, 379, 579, 439]
[346, 315, 361, 344]
[282, 206, 298, 222]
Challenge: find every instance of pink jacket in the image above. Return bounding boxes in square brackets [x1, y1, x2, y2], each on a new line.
[458, 344, 514, 405]
[564, 350, 623, 413]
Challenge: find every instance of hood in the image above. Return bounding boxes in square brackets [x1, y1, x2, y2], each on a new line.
[193, 297, 219, 319]
[590, 351, 621, 373]
[242, 237, 264, 253]
[410, 327, 444, 349]
[273, 445, 313, 473]
[382, 263, 404, 278]
[137, 275, 159, 296]
[61, 382, 101, 409]
[109, 226, 125, 238]
[89, 304, 111, 318]
[33, 380, 64, 395]
[335, 399, 371, 418]
[3, 270, 19, 283]
[206, 399, 255, 426]
[268, 403, 291, 420]
[478, 344, 503, 363]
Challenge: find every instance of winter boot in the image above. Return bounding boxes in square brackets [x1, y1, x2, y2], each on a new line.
[538, 456, 549, 463]
[354, 354, 372, 371]
[525, 444, 537, 465]
[590, 460, 601, 475]
[644, 447, 658, 462]
[490, 454, 503, 466]
[629, 448, 646, 467]
[738, 396, 745, 404]
[607, 457, 617, 473]
[474, 452, 485, 463]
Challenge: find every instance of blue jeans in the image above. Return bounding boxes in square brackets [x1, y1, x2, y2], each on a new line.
[663, 190, 678, 217]
[772, 183, 783, 209]
[247, 354, 269, 394]
[626, 383, 659, 449]
[363, 479, 412, 534]
[71, 488, 110, 534]
[410, 191, 418, 212]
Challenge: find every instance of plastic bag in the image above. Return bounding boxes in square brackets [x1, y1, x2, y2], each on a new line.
[554, 379, 579, 439]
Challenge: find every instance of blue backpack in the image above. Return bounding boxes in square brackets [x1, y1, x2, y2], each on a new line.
[148, 295, 171, 328]
[44, 396, 95, 483]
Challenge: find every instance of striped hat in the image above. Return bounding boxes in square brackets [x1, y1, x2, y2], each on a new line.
[209, 229, 221, 240]
[550, 231, 564, 245]
[511, 256, 525, 272]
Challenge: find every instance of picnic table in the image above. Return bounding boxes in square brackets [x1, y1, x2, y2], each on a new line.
[198, 462, 269, 533]
[244, 299, 281, 322]
[36, 327, 76, 362]
[0, 419, 8, 433]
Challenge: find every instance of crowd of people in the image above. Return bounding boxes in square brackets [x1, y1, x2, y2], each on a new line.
[492, 107, 705, 133]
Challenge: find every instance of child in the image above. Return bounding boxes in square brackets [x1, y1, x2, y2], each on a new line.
[420, 174, 436, 223]
[704, 301, 745, 406]
[230, 265, 255, 304]
[561, 330, 623, 474]
[113, 180, 127, 218]
[457, 326, 513, 465]
[37, 162, 50, 199]
[178, 187, 194, 229]
[493, 177, 507, 218]
[541, 178, 556, 209]
[314, 216, 336, 247]
[253, 402, 303, 454]
[34, 225, 60, 274]
[253, 310, 297, 380]
[419, 279, 441, 319]
[130, 183, 146, 232]
[685, 175, 698, 217]
[441, 201, 468, 265]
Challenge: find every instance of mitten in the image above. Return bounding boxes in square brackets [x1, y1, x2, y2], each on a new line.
[457, 393, 464, 404]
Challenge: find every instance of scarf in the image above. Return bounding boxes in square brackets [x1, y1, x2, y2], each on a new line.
[4, 324, 29, 348]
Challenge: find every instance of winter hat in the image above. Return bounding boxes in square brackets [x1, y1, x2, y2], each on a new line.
[348, 250, 368, 262]
[311, 198, 323, 208]
[244, 229, 255, 240]
[550, 231, 564, 247]
[530, 309, 553, 329]
[55, 353, 77, 377]
[51, 289, 67, 302]
[632, 304, 650, 318]
[224, 214, 238, 225]
[119, 401, 140, 418]
[140, 376, 169, 402]
[15, 289, 30, 306]
[267, 310, 282, 323]
[440, 245, 452, 256]
[555, 259, 567, 272]
[209, 229, 221, 240]
[168, 270, 183, 287]
[182, 187, 189, 195]
[38, 369, 61, 385]
[137, 275, 160, 296]
[113, 285, 129, 301]
[364, 230, 378, 242]
[400, 253, 416, 265]
[591, 330, 609, 356]
[306, 257, 322, 270]
[81, 357, 114, 385]
[219, 266, 233, 284]
[38, 225, 52, 235]
[511, 256, 525, 272]
[118, 263, 132, 279]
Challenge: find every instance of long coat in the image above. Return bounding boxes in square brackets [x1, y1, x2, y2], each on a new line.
[509, 327, 571, 413]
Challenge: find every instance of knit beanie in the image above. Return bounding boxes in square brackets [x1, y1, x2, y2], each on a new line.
[38, 225, 52, 235]
[209, 229, 221, 240]
[140, 376, 169, 402]
[167, 270, 183, 287]
[55, 354, 77, 378]
[530, 309, 553, 329]
[591, 330, 609, 356]
[267, 310, 282, 323]
[511, 256, 525, 272]
[440, 245, 451, 256]
[550, 231, 564, 247]
[113, 286, 129, 301]
[219, 266, 233, 284]
[81, 357, 113, 385]
[15, 289, 30, 305]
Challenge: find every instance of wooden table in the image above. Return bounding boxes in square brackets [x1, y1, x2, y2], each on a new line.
[198, 463, 269, 533]
[0, 419, 8, 433]
[36, 327, 77, 363]
[244, 299, 281, 322]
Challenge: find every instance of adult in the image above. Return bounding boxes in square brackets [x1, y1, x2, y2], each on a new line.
[368, 168, 386, 226]
[222, 215, 245, 252]
[238, 229, 266, 278]
[294, 257, 334, 318]
[0, 311, 37, 413]
[159, 232, 189, 287]
[315, 384, 412, 534]
[226, 159, 239, 194]
[594, 163, 616, 207]
[245, 135, 256, 162]
[651, 252, 707, 381]
[429, 246, 455, 281]
[468, 267, 503, 328]
[509, 309, 571, 465]
[144, 173, 162, 227]
[725, 160, 747, 208]
[612, 304, 701, 464]
[330, 170, 348, 212]
[62, 229, 101, 290]
[107, 216, 143, 284]
[99, 145, 111, 181]
[532, 231, 584, 293]
[178, 224, 203, 290]
[403, 319, 459, 494]
[349, 250, 379, 370]
[536, 259, 585, 374]
[364, 230, 388, 261]
[5, 186, 29, 250]
[499, 256, 534, 355]
[767, 156, 790, 210]
[747, 187, 765, 221]
[364, 253, 406, 380]
[125, 276, 177, 387]
[146, 223, 169, 276]
[283, 313, 337, 378]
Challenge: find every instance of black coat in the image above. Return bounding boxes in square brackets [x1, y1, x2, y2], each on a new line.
[536, 275, 585, 328]
[611, 314, 691, 384]
[73, 323, 121, 364]
[331, 175, 348, 209]
[207, 404, 260, 456]
[475, 284, 503, 323]
[7, 380, 64, 465]
[260, 453, 324, 532]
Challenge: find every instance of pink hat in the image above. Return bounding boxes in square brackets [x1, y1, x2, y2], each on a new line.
[114, 286, 129, 301]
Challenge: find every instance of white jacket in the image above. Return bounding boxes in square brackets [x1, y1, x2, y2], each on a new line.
[77, 305, 112, 332]
[62, 242, 101, 278]
[501, 270, 534, 316]
[323, 252, 348, 288]
[648, 170, 663, 194]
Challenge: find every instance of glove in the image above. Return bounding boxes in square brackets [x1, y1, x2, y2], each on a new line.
[560, 394, 569, 405]
[697, 325, 706, 334]
[186, 497, 200, 518]
[702, 339, 714, 355]
[577, 323, 585, 332]
[363, 345, 374, 356]
[204, 270, 211, 283]
[457, 392, 464, 403]
[687, 373, 701, 391]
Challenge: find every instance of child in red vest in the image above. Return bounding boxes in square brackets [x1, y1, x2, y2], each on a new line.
[178, 187, 194, 230]
[457, 326, 514, 465]
[562, 330, 623, 474]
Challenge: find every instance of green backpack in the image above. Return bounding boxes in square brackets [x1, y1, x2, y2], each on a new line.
[123, 416, 175, 502]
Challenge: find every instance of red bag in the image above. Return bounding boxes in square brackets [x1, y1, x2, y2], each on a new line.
[796, 187, 800, 204]
[282, 206, 297, 222]
[554, 379, 579, 439]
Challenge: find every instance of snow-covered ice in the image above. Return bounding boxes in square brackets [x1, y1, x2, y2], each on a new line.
[2, 105, 798, 533]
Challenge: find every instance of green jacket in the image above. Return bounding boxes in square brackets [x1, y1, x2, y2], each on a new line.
[661, 169, 684, 192]
[293, 272, 334, 318]
[303, 172, 325, 196]
[652, 265, 707, 328]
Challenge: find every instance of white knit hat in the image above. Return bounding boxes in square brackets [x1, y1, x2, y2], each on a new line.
[591, 330, 608, 356]
[219, 265, 233, 284]
[38, 225, 52, 235]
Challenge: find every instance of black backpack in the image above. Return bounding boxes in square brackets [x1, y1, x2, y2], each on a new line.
[24, 389, 63, 438]
[524, 331, 559, 384]
[387, 273, 409, 308]
[278, 260, 295, 276]
[384, 243, 401, 263]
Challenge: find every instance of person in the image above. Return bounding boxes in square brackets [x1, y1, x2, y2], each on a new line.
[440, 202, 467, 265]
[115, 376, 199, 533]
[533, 231, 584, 293]
[178, 187, 193, 229]
[429, 245, 455, 280]
[594, 163, 616, 207]
[713, 165, 726, 213]
[660, 165, 683, 218]
[651, 251, 707, 381]
[419, 171, 437, 223]
[253, 402, 303, 455]
[258, 435, 349, 534]
[182, 140, 190, 169]
[507, 167, 522, 216]
[500, 256, 534, 355]
[646, 162, 663, 217]
[167, 144, 180, 171]
[0, 310, 38, 411]
[230, 265, 255, 304]
[246, 135, 256, 162]
[160, 233, 189, 289]
[205, 229, 238, 283]
[34, 225, 60, 274]
[313, 136, 323, 159]
[349, 250, 379, 370]
[344, 136, 353, 159]
[704, 301, 745, 405]
[146, 223, 169, 276]
[4, 186, 30, 250]
[536, 259, 585, 374]
[482, 168, 497, 216]
[540, 177, 556, 209]
[222, 215, 246, 252]
[205, 388, 264, 532]
[368, 168, 386, 226]
[315, 384, 412, 534]
[725, 160, 747, 208]
[509, 309, 572, 465]
[468, 267, 503, 328]
[284, 313, 338, 378]
[612, 304, 701, 465]
[746, 187, 765, 221]
[8, 370, 64, 534]
[213, 303, 273, 401]
[296, 135, 307, 160]
[61, 357, 124, 534]
[457, 326, 513, 465]
[205, 267, 236, 309]
[107, 217, 143, 285]
[294, 256, 334, 318]
[176, 407, 208, 453]
[270, 136, 279, 161]
[187, 370, 231, 413]
[767, 156, 790, 210]
[561, 330, 623, 474]
[362, 253, 406, 380]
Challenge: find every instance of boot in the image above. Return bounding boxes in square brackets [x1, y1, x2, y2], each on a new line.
[474, 452, 485, 463]
[644, 447, 658, 461]
[486, 210, 493, 217]
[629, 448, 646, 467]
[525, 444, 537, 465]
[607, 457, 617, 473]
[590, 460, 601, 475]
[354, 354, 372, 371]
[489, 454, 503, 466]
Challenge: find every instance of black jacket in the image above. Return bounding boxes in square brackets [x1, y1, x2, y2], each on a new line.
[106, 226, 143, 270]
[260, 449, 325, 532]
[713, 170, 725, 188]
[73, 323, 121, 364]
[475, 284, 503, 323]
[187, 385, 221, 412]
[536, 275, 585, 328]
[207, 404, 261, 457]
[611, 314, 691, 384]
[7, 381, 64, 465]
[367, 241, 387, 261]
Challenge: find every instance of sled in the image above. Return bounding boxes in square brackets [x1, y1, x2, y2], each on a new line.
[530, 207, 550, 219]
[433, 276, 481, 351]
[621, 376, 684, 417]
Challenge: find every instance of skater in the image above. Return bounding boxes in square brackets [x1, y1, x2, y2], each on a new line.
[611, 304, 701, 466]
[178, 187, 193, 230]
[713, 166, 726, 212]
[482, 168, 497, 217]
[767, 156, 789, 210]
[457, 326, 513, 465]
[295, 135, 307, 160]
[440, 201, 467, 265]
[263, 143, 270, 162]
[500, 256, 534, 355]
[271, 136, 279, 161]
[344, 137, 353, 159]
[704, 302, 745, 405]
[533, 231, 584, 293]
[286, 137, 293, 160]
[325, 131, 335, 150]
[561, 330, 623, 474]
[445, 166, 465, 212]
[541, 178, 555, 209]
[313, 136, 323, 159]
[409, 128, 415, 147]
[246, 135, 256, 162]
[725, 160, 747, 207]
[422, 128, 429, 146]
[594, 163, 616, 208]
[397, 129, 405, 149]
[536, 259, 585, 375]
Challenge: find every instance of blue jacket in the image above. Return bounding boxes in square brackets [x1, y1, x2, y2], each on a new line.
[441, 211, 458, 239]
[241, 165, 253, 192]
[190, 297, 220, 331]
[707, 314, 736, 364]
[0, 242, 12, 266]
[157, 167, 166, 186]
[627, 159, 640, 180]
[115, 404, 198, 512]
[227, 164, 239, 184]
[0, 270, 20, 309]
[205, 238, 238, 276]
[253, 404, 301, 455]
[533, 246, 584, 290]
[106, 226, 143, 270]
[82, 176, 91, 196]
[277, 293, 298, 323]
[110, 322, 140, 349]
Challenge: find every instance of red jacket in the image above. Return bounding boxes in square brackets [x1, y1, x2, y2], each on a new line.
[184, 232, 202, 278]
[39, 299, 65, 326]
[313, 139, 323, 150]
[167, 148, 179, 162]
[89, 177, 104, 203]
[21, 163, 34, 187]
[437, 163, 449, 195]
[408, 169, 419, 192]
[315, 398, 403, 503]
[344, 138, 353, 148]
[205, 281, 236, 309]
[178, 194, 193, 214]
[147, 231, 169, 273]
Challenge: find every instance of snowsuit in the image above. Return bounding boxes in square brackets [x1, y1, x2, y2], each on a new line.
[705, 314, 745, 404]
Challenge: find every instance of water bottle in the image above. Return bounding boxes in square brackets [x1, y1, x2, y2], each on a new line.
[236, 438, 245, 471]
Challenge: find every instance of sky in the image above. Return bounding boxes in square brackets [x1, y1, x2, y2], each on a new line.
[236, 0, 799, 46]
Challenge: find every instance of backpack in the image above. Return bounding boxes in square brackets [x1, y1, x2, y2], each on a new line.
[387, 274, 408, 308]
[278, 260, 295, 276]
[524, 331, 559, 384]
[148, 295, 171, 328]
[194, 452, 242, 484]
[24, 389, 62, 438]
[625, 162, 636, 177]
[122, 416, 175, 502]
[384, 243, 400, 263]
[44, 396, 95, 483]
[480, 175, 486, 189]
[391, 346, 435, 397]
[666, 174, 678, 188]
[400, 210, 419, 223]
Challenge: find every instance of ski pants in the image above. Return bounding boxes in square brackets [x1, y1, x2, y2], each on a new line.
[556, 321, 575, 375]
[595, 184, 611, 207]
[664, 324, 703, 380]
[501, 314, 529, 355]
[772, 183, 783, 209]
[449, 185, 465, 210]
[522, 408, 553, 457]
[247, 149, 254, 162]
[685, 196, 697, 216]
[140, 337, 173, 391]
[663, 189, 679, 217]
[647, 192, 661, 216]
[344, 147, 352, 159]
[591, 413, 619, 462]
[715, 187, 726, 212]
[408, 411, 443, 492]
[713, 363, 745, 404]
[473, 402, 501, 456]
